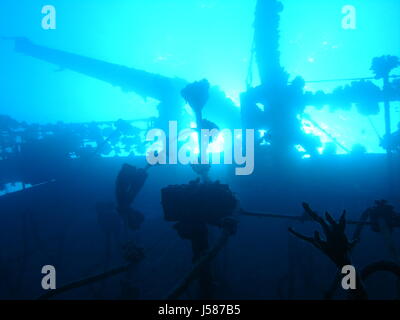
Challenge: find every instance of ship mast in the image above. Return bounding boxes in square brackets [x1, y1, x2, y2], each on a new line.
[254, 0, 287, 87]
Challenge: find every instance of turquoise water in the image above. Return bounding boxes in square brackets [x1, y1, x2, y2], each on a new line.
[0, 0, 399, 154]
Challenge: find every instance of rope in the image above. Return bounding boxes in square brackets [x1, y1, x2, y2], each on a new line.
[367, 116, 382, 140]
[38, 264, 131, 300]
[305, 75, 400, 84]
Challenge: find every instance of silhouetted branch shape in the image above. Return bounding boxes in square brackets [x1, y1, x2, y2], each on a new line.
[289, 203, 368, 299]
[289, 203, 357, 268]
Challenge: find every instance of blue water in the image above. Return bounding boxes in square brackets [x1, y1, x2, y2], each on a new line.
[1, 0, 399, 153]
[0, 1, 399, 300]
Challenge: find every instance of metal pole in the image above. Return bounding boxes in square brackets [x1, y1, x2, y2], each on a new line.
[240, 209, 372, 226]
